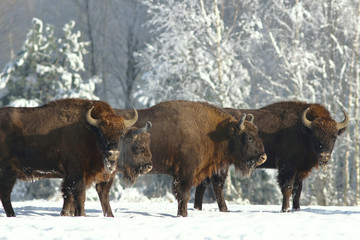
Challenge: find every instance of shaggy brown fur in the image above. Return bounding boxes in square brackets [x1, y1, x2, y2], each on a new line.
[0, 98, 150, 217]
[194, 101, 348, 212]
[108, 100, 266, 217]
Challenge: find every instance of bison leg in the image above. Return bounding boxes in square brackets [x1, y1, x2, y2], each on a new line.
[211, 172, 229, 212]
[292, 178, 303, 210]
[61, 178, 74, 216]
[172, 178, 191, 217]
[277, 169, 295, 212]
[61, 176, 86, 216]
[95, 177, 115, 217]
[194, 177, 210, 210]
[73, 180, 86, 216]
[0, 166, 17, 217]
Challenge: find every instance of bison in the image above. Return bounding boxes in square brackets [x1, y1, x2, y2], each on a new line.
[97, 100, 267, 217]
[194, 101, 348, 212]
[0, 98, 152, 217]
[88, 121, 153, 217]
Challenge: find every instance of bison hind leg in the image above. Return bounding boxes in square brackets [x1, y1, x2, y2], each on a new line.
[194, 177, 211, 211]
[0, 166, 17, 217]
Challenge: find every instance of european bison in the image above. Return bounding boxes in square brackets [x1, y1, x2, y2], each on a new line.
[194, 101, 348, 212]
[108, 100, 267, 217]
[0, 98, 151, 217]
[91, 121, 153, 217]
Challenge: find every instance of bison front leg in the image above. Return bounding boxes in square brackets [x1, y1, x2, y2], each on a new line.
[278, 169, 295, 212]
[61, 176, 86, 216]
[292, 178, 303, 211]
[211, 172, 229, 212]
[95, 177, 115, 217]
[0, 166, 17, 217]
[194, 177, 210, 210]
[60, 195, 74, 216]
[172, 177, 191, 217]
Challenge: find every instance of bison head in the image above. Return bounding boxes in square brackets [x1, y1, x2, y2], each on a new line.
[228, 113, 267, 176]
[301, 107, 348, 167]
[119, 121, 153, 185]
[86, 106, 138, 173]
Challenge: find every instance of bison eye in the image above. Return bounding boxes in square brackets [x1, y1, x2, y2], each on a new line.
[242, 134, 253, 143]
[132, 145, 144, 153]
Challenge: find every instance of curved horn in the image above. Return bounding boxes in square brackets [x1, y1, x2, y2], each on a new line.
[247, 114, 254, 123]
[301, 108, 312, 129]
[132, 121, 152, 137]
[123, 107, 138, 128]
[238, 113, 246, 131]
[86, 106, 100, 127]
[336, 109, 349, 131]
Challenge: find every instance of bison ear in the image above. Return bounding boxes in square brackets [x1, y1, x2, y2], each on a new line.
[227, 124, 237, 137]
[338, 127, 346, 136]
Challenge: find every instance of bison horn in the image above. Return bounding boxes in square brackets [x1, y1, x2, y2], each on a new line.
[86, 106, 100, 127]
[238, 113, 246, 131]
[123, 107, 138, 128]
[247, 114, 254, 123]
[336, 109, 349, 131]
[132, 121, 152, 137]
[301, 108, 312, 129]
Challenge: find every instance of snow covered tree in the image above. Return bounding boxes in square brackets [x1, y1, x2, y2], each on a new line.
[0, 17, 101, 107]
[133, 0, 263, 108]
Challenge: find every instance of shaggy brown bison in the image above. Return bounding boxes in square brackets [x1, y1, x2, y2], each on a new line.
[0, 98, 152, 217]
[194, 101, 348, 212]
[92, 121, 152, 217]
[107, 100, 266, 217]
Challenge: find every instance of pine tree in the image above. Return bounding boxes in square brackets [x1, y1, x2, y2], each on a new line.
[0, 18, 101, 107]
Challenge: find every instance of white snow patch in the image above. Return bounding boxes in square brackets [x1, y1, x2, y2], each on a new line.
[0, 199, 359, 240]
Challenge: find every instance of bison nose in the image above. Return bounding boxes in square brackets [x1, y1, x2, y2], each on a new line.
[256, 153, 267, 166]
[319, 152, 331, 162]
[140, 164, 153, 174]
[108, 149, 120, 161]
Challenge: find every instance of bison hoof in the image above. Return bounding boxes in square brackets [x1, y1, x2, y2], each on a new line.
[281, 208, 291, 213]
[219, 207, 229, 212]
[60, 210, 70, 216]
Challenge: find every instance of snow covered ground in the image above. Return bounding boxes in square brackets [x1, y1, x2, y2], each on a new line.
[1, 195, 360, 240]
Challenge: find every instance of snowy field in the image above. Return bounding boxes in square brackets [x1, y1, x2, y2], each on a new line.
[1, 197, 360, 240]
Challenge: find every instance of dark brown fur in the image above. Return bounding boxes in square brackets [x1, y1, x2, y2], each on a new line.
[0, 98, 151, 217]
[89, 125, 152, 217]
[107, 100, 266, 217]
[194, 101, 347, 212]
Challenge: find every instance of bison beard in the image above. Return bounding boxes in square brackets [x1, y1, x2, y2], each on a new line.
[0, 98, 147, 217]
[193, 101, 348, 213]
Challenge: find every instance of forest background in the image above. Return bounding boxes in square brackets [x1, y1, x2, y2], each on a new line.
[0, 0, 359, 207]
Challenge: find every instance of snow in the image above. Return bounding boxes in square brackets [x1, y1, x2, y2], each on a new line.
[1, 197, 359, 240]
